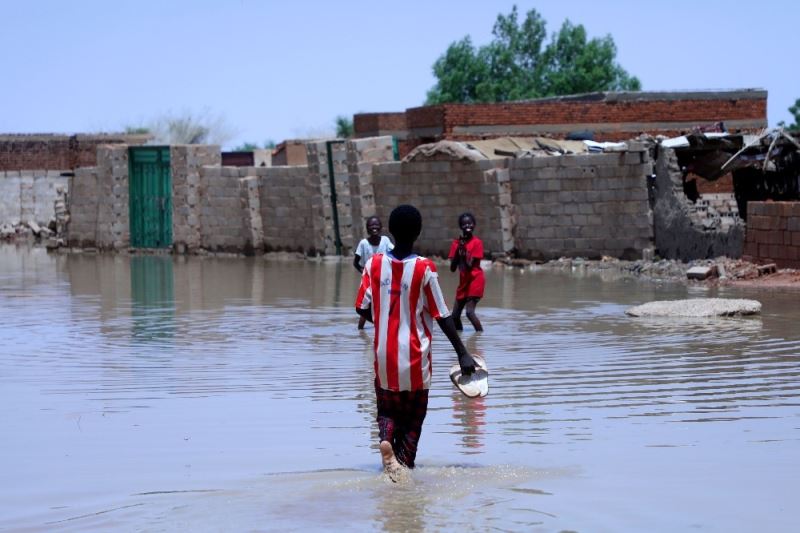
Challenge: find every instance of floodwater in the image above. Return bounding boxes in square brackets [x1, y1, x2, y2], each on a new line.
[1, 244, 798, 532]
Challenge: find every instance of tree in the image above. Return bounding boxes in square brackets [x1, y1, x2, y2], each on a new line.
[779, 98, 800, 131]
[426, 5, 640, 105]
[335, 115, 354, 138]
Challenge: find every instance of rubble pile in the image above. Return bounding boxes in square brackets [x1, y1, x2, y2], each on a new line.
[0, 220, 65, 248]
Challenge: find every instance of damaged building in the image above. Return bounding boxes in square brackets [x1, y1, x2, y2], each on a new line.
[5, 88, 798, 267]
[654, 128, 800, 267]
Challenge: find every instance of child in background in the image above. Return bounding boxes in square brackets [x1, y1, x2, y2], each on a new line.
[355, 204, 475, 481]
[353, 216, 393, 329]
[448, 212, 485, 331]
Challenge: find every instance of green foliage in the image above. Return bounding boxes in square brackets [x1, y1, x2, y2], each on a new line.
[234, 142, 260, 151]
[232, 140, 277, 151]
[124, 126, 151, 135]
[426, 5, 640, 104]
[335, 115, 354, 138]
[779, 98, 800, 131]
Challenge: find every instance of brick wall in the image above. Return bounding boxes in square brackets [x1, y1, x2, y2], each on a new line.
[743, 202, 800, 268]
[372, 90, 768, 152]
[354, 113, 407, 136]
[510, 148, 653, 259]
[0, 134, 149, 171]
[272, 140, 309, 166]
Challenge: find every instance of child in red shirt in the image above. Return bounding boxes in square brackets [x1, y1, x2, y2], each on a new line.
[448, 212, 485, 331]
[356, 205, 476, 481]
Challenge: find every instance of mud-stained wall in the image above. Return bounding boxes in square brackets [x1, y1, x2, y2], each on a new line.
[653, 147, 745, 260]
[743, 201, 800, 268]
[510, 147, 653, 260]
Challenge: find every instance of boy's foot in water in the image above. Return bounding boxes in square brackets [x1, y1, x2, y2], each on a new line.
[380, 440, 408, 483]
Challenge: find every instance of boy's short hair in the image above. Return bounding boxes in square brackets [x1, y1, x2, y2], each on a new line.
[459, 212, 476, 225]
[389, 205, 422, 242]
[365, 215, 381, 227]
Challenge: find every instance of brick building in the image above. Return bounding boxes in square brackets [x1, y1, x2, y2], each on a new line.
[355, 89, 767, 157]
[0, 133, 150, 171]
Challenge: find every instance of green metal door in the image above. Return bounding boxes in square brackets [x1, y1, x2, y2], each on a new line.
[129, 147, 172, 248]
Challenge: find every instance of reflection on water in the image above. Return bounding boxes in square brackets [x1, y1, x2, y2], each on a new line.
[131, 255, 175, 342]
[1, 244, 799, 532]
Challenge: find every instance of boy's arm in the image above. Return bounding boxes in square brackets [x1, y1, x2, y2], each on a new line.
[353, 254, 363, 273]
[436, 316, 475, 374]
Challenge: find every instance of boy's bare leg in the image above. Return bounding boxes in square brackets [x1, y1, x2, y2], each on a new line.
[358, 315, 367, 329]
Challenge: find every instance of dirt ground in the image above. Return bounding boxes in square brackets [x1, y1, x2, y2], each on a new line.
[502, 256, 800, 290]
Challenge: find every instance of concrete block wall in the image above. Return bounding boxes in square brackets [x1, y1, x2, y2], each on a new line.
[653, 148, 745, 260]
[371, 158, 512, 257]
[306, 141, 352, 255]
[258, 165, 314, 253]
[172, 145, 220, 251]
[346, 136, 395, 237]
[198, 165, 249, 252]
[743, 201, 800, 268]
[510, 149, 653, 260]
[92, 145, 130, 250]
[0, 170, 68, 226]
[67, 167, 99, 246]
[240, 175, 263, 253]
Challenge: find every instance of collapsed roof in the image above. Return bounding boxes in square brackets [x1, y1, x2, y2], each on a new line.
[660, 128, 800, 181]
[403, 137, 629, 162]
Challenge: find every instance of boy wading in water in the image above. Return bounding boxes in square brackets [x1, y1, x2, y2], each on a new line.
[355, 205, 476, 481]
[448, 212, 485, 331]
[353, 216, 393, 329]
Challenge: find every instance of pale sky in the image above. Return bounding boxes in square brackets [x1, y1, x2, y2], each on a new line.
[2, 0, 797, 149]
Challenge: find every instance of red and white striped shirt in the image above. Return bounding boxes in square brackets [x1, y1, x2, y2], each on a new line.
[355, 252, 450, 391]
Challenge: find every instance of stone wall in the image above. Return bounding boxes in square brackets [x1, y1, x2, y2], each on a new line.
[370, 158, 514, 257]
[653, 147, 745, 260]
[510, 147, 653, 259]
[743, 201, 800, 268]
[0, 170, 69, 226]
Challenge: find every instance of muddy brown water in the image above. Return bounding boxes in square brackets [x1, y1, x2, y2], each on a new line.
[1, 244, 798, 532]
